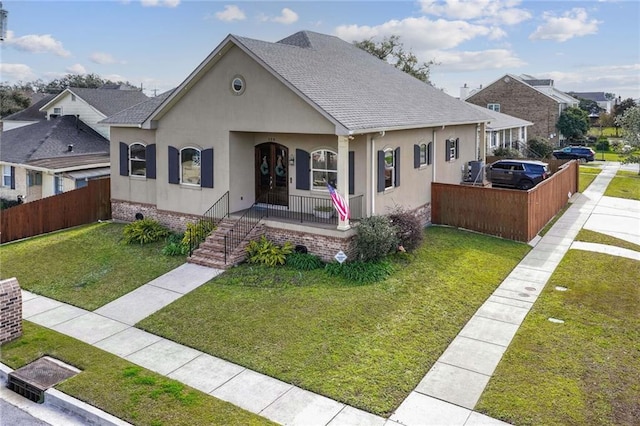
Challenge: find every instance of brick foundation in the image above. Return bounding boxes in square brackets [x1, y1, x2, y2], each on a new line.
[0, 278, 22, 344]
[265, 224, 357, 263]
[111, 199, 201, 232]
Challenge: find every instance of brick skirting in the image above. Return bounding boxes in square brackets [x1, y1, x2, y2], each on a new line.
[111, 199, 201, 232]
[0, 278, 22, 344]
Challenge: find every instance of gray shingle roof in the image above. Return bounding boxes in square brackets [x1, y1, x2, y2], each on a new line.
[61, 87, 148, 117]
[570, 92, 608, 102]
[233, 31, 490, 132]
[1, 115, 109, 166]
[465, 102, 533, 130]
[2, 94, 55, 122]
[101, 89, 175, 125]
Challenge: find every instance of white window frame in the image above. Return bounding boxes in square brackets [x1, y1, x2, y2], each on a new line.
[419, 143, 428, 166]
[311, 149, 338, 190]
[53, 107, 63, 115]
[54, 175, 64, 194]
[180, 147, 201, 186]
[2, 165, 11, 187]
[129, 142, 147, 177]
[487, 103, 500, 112]
[384, 148, 395, 190]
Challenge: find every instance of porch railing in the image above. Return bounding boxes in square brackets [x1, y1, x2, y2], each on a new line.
[223, 195, 267, 264]
[258, 191, 364, 224]
[188, 191, 229, 256]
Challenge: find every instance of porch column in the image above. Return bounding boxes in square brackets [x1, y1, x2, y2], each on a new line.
[337, 135, 350, 231]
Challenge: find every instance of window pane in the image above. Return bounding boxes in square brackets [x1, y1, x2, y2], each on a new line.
[312, 171, 337, 189]
[312, 151, 326, 169]
[420, 144, 427, 164]
[131, 160, 146, 176]
[384, 150, 394, 188]
[327, 151, 337, 170]
[182, 148, 201, 185]
[130, 144, 146, 160]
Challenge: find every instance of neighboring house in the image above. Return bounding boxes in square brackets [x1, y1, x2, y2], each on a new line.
[1, 94, 54, 131]
[103, 30, 490, 261]
[464, 74, 578, 145]
[465, 102, 533, 155]
[569, 91, 612, 114]
[39, 85, 148, 139]
[0, 116, 110, 202]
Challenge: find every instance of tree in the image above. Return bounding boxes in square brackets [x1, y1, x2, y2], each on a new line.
[0, 84, 31, 117]
[526, 137, 554, 159]
[354, 35, 436, 84]
[616, 106, 640, 174]
[613, 98, 637, 136]
[557, 107, 590, 143]
[577, 97, 602, 116]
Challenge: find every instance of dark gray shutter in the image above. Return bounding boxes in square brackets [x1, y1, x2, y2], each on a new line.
[296, 149, 310, 190]
[201, 148, 214, 188]
[146, 144, 156, 179]
[428, 142, 433, 165]
[377, 150, 385, 192]
[394, 147, 401, 187]
[119, 142, 128, 176]
[414, 144, 420, 168]
[348, 151, 355, 195]
[10, 166, 15, 189]
[445, 139, 451, 161]
[168, 146, 179, 184]
[455, 138, 460, 159]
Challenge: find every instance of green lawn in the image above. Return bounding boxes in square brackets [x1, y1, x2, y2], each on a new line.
[0, 223, 184, 310]
[604, 170, 640, 200]
[138, 227, 530, 416]
[476, 250, 640, 425]
[576, 229, 640, 253]
[0, 322, 272, 426]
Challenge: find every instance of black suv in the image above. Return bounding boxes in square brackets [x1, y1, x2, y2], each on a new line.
[552, 146, 595, 162]
[487, 160, 550, 190]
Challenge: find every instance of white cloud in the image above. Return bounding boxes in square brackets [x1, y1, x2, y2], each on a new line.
[4, 30, 71, 57]
[419, 0, 532, 25]
[215, 5, 246, 22]
[530, 8, 600, 42]
[66, 64, 87, 74]
[0, 63, 36, 81]
[335, 17, 500, 51]
[272, 8, 299, 25]
[90, 52, 120, 65]
[140, 0, 180, 8]
[431, 48, 526, 71]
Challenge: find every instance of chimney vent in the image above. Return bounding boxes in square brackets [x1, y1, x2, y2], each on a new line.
[67, 144, 73, 152]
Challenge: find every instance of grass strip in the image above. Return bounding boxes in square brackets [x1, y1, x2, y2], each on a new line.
[476, 250, 640, 425]
[1, 322, 273, 426]
[138, 226, 529, 416]
[604, 172, 640, 201]
[575, 229, 640, 253]
[0, 223, 184, 310]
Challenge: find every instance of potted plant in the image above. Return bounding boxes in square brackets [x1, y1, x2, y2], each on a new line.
[313, 205, 334, 219]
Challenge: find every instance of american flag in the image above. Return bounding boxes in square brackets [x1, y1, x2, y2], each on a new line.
[327, 183, 350, 221]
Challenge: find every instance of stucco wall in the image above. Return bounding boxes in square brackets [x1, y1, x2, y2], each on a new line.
[467, 78, 560, 145]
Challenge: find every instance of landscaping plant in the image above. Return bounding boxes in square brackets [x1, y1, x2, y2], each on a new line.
[246, 236, 294, 266]
[389, 208, 423, 252]
[325, 260, 393, 284]
[354, 215, 399, 261]
[286, 252, 324, 270]
[181, 220, 215, 251]
[123, 218, 170, 245]
[162, 232, 188, 256]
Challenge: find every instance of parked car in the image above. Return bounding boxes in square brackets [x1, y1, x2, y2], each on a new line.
[487, 159, 550, 190]
[552, 146, 595, 162]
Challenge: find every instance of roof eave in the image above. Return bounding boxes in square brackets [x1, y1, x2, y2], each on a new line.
[348, 119, 491, 136]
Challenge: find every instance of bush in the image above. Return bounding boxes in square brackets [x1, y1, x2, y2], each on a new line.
[527, 137, 554, 159]
[325, 260, 393, 284]
[181, 220, 214, 251]
[286, 252, 324, 270]
[492, 147, 522, 158]
[595, 138, 610, 152]
[162, 232, 188, 256]
[246, 236, 294, 267]
[354, 215, 399, 262]
[388, 208, 424, 252]
[123, 218, 170, 245]
[0, 197, 23, 210]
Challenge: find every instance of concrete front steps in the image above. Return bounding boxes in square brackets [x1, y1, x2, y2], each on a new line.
[187, 218, 264, 269]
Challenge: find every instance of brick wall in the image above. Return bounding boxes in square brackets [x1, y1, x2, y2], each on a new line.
[112, 199, 201, 232]
[0, 278, 22, 344]
[467, 77, 561, 145]
[265, 225, 357, 263]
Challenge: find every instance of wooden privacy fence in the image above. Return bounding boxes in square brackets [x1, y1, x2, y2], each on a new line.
[432, 160, 579, 242]
[0, 178, 111, 244]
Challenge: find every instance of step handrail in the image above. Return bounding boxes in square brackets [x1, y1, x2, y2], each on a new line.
[189, 191, 229, 256]
[222, 198, 267, 264]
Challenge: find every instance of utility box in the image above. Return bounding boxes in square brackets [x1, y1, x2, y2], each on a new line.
[464, 161, 485, 183]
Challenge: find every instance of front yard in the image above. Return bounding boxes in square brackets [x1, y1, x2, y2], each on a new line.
[605, 170, 640, 200]
[0, 223, 185, 310]
[137, 226, 529, 416]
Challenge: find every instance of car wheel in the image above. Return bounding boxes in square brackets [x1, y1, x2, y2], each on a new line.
[517, 179, 534, 190]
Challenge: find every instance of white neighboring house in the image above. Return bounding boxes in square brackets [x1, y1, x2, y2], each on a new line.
[39, 85, 148, 139]
[465, 103, 533, 155]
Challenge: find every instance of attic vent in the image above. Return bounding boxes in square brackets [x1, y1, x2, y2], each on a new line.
[68, 144, 73, 152]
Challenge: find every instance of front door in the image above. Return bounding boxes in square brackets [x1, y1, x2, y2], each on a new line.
[255, 143, 288, 206]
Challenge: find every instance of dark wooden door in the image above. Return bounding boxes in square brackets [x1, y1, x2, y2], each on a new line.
[255, 143, 288, 206]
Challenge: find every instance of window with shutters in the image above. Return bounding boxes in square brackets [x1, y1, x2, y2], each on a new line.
[129, 143, 146, 177]
[311, 149, 337, 190]
[384, 149, 395, 189]
[2, 166, 11, 187]
[181, 147, 201, 186]
[419, 143, 427, 166]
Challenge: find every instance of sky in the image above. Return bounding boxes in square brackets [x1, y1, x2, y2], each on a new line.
[1, 0, 639, 101]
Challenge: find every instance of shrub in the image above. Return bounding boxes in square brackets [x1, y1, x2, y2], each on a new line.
[246, 236, 294, 267]
[354, 215, 399, 262]
[492, 147, 522, 158]
[595, 138, 610, 152]
[325, 260, 393, 284]
[181, 220, 214, 251]
[123, 218, 170, 245]
[286, 252, 324, 270]
[389, 208, 423, 252]
[527, 137, 554, 159]
[162, 232, 188, 256]
[0, 197, 23, 210]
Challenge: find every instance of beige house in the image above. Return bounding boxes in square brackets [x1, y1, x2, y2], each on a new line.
[104, 31, 490, 264]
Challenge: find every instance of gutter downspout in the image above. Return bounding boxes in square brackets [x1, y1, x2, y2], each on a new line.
[432, 128, 437, 183]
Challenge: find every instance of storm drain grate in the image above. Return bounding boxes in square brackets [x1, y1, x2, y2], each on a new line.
[7, 356, 81, 404]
